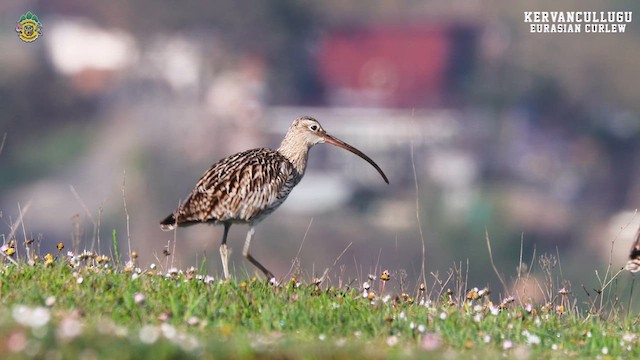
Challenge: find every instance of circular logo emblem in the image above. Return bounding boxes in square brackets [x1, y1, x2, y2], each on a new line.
[16, 12, 42, 43]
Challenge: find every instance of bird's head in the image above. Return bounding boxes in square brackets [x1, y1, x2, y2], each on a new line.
[282, 116, 389, 184]
[290, 116, 328, 146]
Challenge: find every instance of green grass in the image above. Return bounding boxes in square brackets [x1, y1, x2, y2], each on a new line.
[0, 252, 638, 359]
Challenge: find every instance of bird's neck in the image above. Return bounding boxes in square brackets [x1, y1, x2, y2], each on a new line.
[277, 135, 311, 176]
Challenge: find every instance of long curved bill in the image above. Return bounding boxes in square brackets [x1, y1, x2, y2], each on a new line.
[324, 134, 389, 184]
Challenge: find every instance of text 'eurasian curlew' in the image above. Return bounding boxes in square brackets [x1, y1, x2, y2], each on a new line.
[160, 116, 388, 279]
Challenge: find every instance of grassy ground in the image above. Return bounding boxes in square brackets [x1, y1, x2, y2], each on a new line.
[0, 246, 638, 360]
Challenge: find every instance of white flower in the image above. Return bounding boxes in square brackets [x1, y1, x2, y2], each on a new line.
[161, 323, 177, 340]
[58, 317, 83, 341]
[502, 339, 513, 350]
[439, 312, 447, 320]
[386, 335, 399, 346]
[473, 313, 482, 323]
[134, 293, 146, 304]
[187, 316, 199, 326]
[602, 347, 608, 355]
[12, 306, 50, 328]
[489, 305, 500, 316]
[139, 325, 160, 344]
[523, 330, 541, 345]
[45, 296, 56, 307]
[177, 334, 200, 352]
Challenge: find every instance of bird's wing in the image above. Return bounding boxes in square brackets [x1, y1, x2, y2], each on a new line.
[175, 148, 298, 224]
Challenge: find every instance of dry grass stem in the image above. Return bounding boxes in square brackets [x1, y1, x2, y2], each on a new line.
[285, 217, 313, 280]
[121, 172, 133, 262]
[69, 185, 99, 251]
[485, 229, 507, 294]
[410, 141, 427, 293]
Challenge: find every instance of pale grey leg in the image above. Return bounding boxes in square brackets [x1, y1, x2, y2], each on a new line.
[242, 226, 274, 279]
[219, 223, 232, 279]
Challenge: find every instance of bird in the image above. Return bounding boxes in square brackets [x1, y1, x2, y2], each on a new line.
[160, 116, 389, 280]
[625, 225, 640, 272]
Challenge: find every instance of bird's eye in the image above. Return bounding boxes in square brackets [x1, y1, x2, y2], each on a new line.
[309, 124, 319, 131]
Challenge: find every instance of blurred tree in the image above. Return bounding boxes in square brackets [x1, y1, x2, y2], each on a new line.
[122, 0, 322, 104]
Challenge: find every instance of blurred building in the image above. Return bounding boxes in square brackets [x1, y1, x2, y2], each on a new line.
[316, 24, 477, 108]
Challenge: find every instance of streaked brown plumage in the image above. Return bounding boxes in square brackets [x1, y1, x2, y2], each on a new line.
[160, 116, 388, 279]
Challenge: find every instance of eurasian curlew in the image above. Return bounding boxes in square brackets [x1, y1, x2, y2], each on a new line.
[160, 116, 388, 279]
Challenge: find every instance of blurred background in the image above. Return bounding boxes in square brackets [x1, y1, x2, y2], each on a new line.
[1, 0, 640, 298]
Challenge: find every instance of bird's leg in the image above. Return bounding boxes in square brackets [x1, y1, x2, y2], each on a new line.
[242, 226, 274, 280]
[219, 223, 232, 279]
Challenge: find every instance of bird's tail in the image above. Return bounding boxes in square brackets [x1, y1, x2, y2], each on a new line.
[160, 214, 178, 231]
